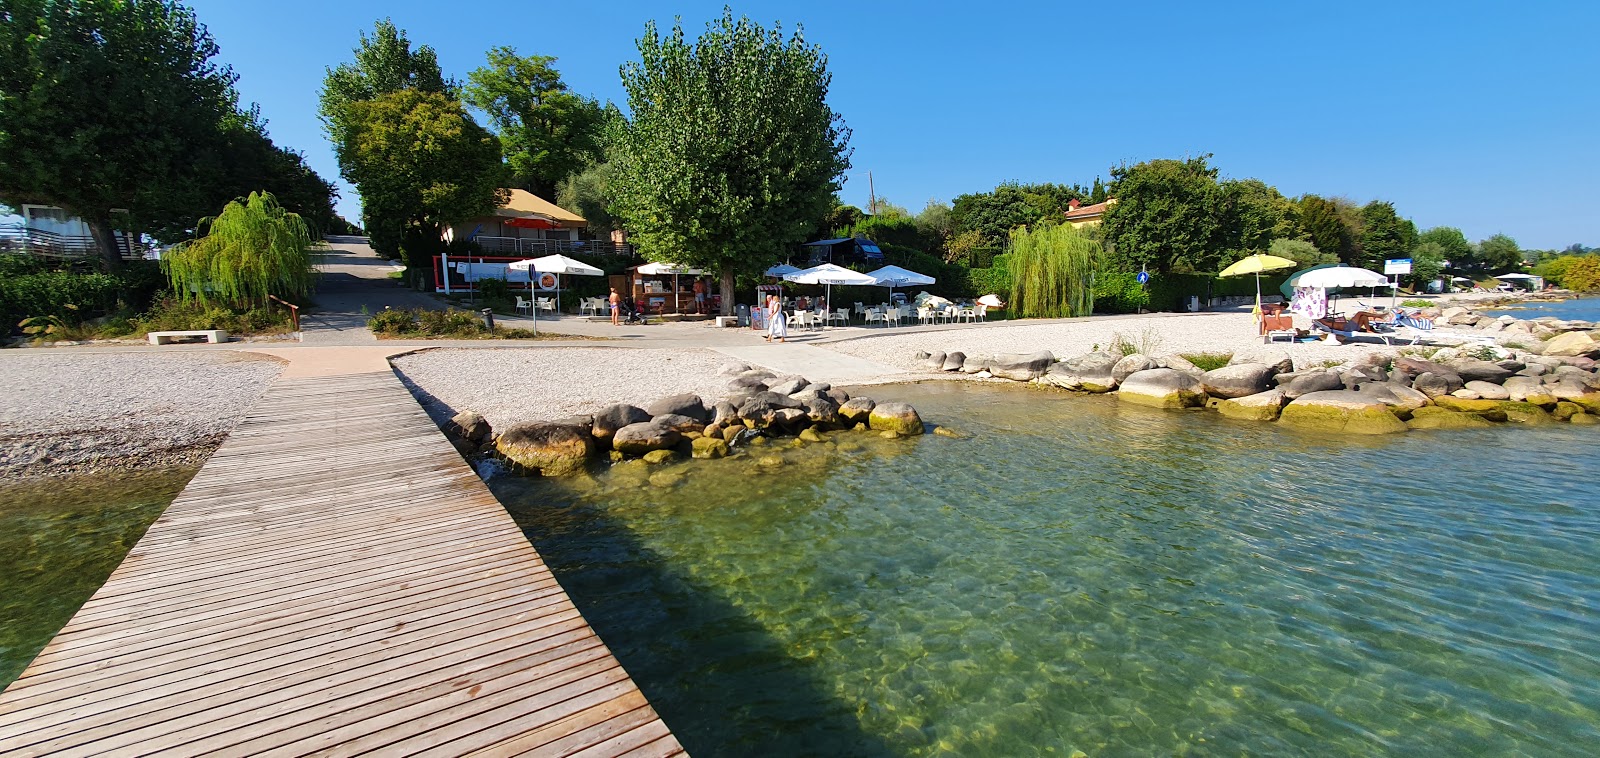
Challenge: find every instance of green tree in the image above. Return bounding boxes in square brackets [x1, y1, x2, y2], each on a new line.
[914, 199, 955, 248]
[1476, 233, 1522, 272]
[1090, 177, 1108, 204]
[556, 163, 618, 235]
[319, 18, 449, 143]
[952, 185, 1044, 246]
[1409, 241, 1447, 289]
[163, 191, 316, 307]
[1009, 224, 1097, 318]
[1357, 201, 1414, 270]
[1268, 237, 1337, 267]
[612, 10, 851, 314]
[1417, 227, 1472, 272]
[1297, 195, 1357, 265]
[0, 0, 237, 267]
[1101, 156, 1222, 274]
[464, 47, 605, 198]
[341, 89, 507, 274]
[1218, 178, 1294, 254]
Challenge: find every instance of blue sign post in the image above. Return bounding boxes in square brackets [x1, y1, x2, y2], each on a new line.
[1136, 271, 1150, 285]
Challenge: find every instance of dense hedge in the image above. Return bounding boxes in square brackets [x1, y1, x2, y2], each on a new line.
[0, 257, 168, 330]
[966, 254, 1011, 298]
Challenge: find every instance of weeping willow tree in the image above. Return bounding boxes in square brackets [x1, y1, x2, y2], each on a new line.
[164, 192, 317, 307]
[1008, 224, 1097, 318]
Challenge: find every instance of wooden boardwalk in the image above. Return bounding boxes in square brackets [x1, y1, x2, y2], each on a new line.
[0, 370, 684, 757]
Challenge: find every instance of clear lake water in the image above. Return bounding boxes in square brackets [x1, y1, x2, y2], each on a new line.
[491, 382, 1600, 757]
[1481, 296, 1600, 323]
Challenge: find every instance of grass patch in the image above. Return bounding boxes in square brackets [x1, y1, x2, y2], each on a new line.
[367, 307, 588, 340]
[1180, 352, 1233, 372]
[1401, 299, 1432, 308]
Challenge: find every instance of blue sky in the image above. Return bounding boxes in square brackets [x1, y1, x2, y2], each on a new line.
[186, 0, 1599, 250]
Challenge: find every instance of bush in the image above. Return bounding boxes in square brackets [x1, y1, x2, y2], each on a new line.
[135, 298, 293, 335]
[1, 270, 124, 328]
[1093, 270, 1150, 313]
[1401, 299, 1432, 308]
[966, 254, 1012, 298]
[1181, 352, 1233, 371]
[368, 307, 549, 340]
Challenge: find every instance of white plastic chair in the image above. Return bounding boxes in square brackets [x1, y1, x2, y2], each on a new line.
[514, 296, 532, 315]
[864, 310, 887, 327]
[537, 298, 556, 315]
[957, 307, 977, 323]
[975, 303, 987, 321]
[830, 308, 849, 327]
[885, 308, 901, 327]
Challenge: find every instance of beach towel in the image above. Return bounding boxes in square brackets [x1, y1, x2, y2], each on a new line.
[1289, 287, 1327, 320]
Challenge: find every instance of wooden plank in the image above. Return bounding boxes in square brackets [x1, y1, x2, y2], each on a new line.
[0, 371, 683, 758]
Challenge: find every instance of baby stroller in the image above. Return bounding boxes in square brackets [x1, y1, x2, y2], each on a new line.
[620, 297, 649, 325]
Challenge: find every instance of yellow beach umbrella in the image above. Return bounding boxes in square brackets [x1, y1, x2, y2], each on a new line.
[1219, 254, 1298, 320]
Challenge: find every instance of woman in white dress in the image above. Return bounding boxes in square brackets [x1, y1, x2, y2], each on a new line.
[766, 295, 787, 343]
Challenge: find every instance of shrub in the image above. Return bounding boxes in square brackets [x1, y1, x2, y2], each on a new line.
[2, 270, 123, 328]
[367, 307, 418, 335]
[135, 298, 293, 335]
[1401, 299, 1432, 308]
[966, 254, 1012, 298]
[1093, 270, 1150, 314]
[1109, 327, 1163, 356]
[1181, 352, 1233, 371]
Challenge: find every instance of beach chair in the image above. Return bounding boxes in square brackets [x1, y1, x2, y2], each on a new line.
[1261, 313, 1297, 343]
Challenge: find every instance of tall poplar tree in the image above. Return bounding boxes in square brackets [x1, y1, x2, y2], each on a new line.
[612, 10, 852, 314]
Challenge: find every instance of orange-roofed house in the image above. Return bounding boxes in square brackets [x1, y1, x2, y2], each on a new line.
[443, 189, 592, 256]
[1063, 198, 1116, 228]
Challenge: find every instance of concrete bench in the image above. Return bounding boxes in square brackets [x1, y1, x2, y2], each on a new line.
[148, 329, 229, 345]
[714, 316, 739, 328]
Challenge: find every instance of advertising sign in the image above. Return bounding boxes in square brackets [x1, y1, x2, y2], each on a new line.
[1384, 258, 1413, 275]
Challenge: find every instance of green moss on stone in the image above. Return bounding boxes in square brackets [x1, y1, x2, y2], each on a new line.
[1407, 411, 1495, 430]
[1280, 403, 1408, 435]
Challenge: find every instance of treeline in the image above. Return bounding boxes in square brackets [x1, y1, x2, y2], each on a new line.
[0, 0, 354, 268]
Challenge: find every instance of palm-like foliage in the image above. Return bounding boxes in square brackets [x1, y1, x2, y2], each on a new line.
[163, 192, 317, 307]
[1009, 224, 1097, 318]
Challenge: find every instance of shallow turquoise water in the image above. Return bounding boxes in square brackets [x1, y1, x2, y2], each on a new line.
[1482, 296, 1600, 322]
[492, 383, 1600, 757]
[0, 468, 193, 688]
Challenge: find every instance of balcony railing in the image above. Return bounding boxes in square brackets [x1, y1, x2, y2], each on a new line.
[472, 236, 634, 258]
[0, 225, 141, 261]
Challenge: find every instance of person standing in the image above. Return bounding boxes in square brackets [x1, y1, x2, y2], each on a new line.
[692, 278, 707, 314]
[609, 287, 621, 326]
[766, 295, 787, 343]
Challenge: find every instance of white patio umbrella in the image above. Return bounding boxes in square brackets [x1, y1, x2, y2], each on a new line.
[1287, 265, 1391, 289]
[764, 263, 802, 277]
[866, 264, 936, 301]
[784, 263, 879, 319]
[510, 254, 605, 330]
[635, 262, 706, 314]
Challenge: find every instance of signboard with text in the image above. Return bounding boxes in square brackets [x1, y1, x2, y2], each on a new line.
[1384, 258, 1413, 275]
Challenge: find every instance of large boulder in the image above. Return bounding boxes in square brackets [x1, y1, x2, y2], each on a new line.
[1432, 396, 1508, 421]
[1406, 409, 1495, 431]
[1394, 357, 1459, 384]
[1283, 370, 1345, 399]
[719, 361, 752, 376]
[1452, 360, 1514, 384]
[766, 376, 810, 396]
[1111, 353, 1157, 383]
[1042, 352, 1120, 392]
[1355, 382, 1432, 414]
[839, 397, 876, 424]
[612, 422, 682, 456]
[989, 351, 1057, 381]
[646, 393, 709, 423]
[868, 402, 924, 435]
[711, 400, 740, 426]
[1200, 363, 1276, 399]
[1497, 401, 1554, 425]
[1543, 331, 1599, 358]
[1158, 354, 1206, 378]
[1463, 380, 1510, 400]
[726, 375, 769, 393]
[592, 403, 652, 441]
[1217, 389, 1287, 422]
[496, 422, 595, 476]
[1412, 371, 1464, 398]
[921, 351, 947, 371]
[650, 413, 705, 433]
[958, 354, 993, 374]
[1118, 368, 1207, 409]
[940, 351, 967, 372]
[799, 393, 841, 425]
[450, 410, 492, 444]
[1503, 376, 1558, 405]
[1279, 391, 1408, 435]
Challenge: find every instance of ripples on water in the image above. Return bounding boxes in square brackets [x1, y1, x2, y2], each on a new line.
[492, 383, 1600, 757]
[1481, 296, 1600, 322]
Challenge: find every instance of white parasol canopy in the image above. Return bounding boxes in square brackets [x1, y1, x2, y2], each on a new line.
[1288, 266, 1391, 289]
[784, 264, 878, 319]
[764, 263, 802, 278]
[635, 262, 704, 275]
[866, 265, 935, 287]
[508, 255, 604, 331]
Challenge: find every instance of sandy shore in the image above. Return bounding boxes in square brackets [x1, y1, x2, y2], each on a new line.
[0, 352, 283, 478]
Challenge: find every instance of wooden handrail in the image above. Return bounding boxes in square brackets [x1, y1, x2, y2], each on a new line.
[268, 295, 300, 331]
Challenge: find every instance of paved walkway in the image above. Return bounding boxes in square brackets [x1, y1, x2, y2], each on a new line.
[0, 363, 684, 757]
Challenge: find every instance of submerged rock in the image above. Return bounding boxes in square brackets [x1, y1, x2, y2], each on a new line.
[839, 397, 876, 424]
[1279, 391, 1408, 435]
[868, 402, 924, 435]
[692, 436, 731, 459]
[1406, 410, 1495, 430]
[612, 422, 682, 456]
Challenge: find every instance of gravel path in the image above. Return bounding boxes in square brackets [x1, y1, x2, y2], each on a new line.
[392, 347, 743, 430]
[0, 352, 283, 477]
[821, 313, 1392, 371]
